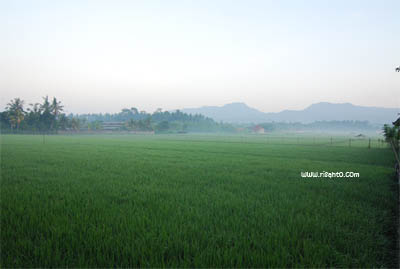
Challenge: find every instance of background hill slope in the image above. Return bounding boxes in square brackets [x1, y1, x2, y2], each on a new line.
[181, 102, 399, 124]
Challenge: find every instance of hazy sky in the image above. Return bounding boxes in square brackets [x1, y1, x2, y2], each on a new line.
[1, 0, 399, 114]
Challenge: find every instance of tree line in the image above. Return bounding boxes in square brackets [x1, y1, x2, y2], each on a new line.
[0, 97, 236, 133]
[2, 96, 396, 136]
[1, 96, 70, 133]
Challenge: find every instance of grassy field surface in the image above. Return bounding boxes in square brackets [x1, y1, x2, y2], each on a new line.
[1, 134, 397, 267]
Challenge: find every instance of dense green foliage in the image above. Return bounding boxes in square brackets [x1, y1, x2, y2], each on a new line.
[0, 97, 235, 133]
[1, 96, 74, 134]
[383, 122, 400, 152]
[76, 109, 236, 133]
[1, 134, 397, 267]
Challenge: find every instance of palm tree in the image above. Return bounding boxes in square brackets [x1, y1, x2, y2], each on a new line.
[50, 97, 64, 133]
[6, 98, 25, 132]
[26, 103, 42, 132]
[40, 96, 54, 133]
[51, 97, 64, 118]
[40, 96, 51, 113]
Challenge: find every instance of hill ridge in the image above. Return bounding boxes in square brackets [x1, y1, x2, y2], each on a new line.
[180, 102, 399, 124]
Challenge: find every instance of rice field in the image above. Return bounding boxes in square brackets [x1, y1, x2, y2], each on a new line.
[1, 134, 397, 267]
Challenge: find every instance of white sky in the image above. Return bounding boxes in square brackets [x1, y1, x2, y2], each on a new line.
[1, 0, 399, 114]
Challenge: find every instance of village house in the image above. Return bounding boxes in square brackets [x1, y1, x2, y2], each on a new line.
[252, 125, 265, 134]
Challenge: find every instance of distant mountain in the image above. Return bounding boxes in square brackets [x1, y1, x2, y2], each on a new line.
[181, 102, 399, 124]
[181, 103, 268, 123]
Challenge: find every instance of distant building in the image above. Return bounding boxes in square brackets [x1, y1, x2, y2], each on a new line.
[252, 125, 265, 134]
[102, 122, 124, 130]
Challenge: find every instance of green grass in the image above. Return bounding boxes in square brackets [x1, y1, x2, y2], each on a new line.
[1, 134, 397, 267]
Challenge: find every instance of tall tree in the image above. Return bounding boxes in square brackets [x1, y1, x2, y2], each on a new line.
[51, 97, 64, 118]
[50, 97, 64, 132]
[40, 96, 54, 133]
[131, 107, 138, 115]
[26, 103, 42, 132]
[6, 98, 25, 132]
